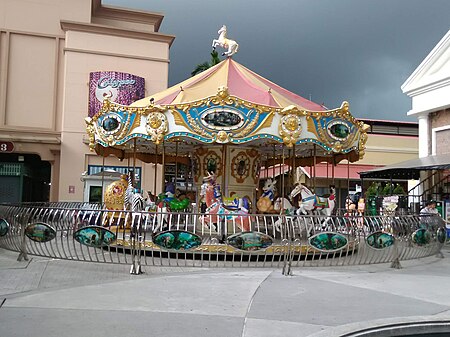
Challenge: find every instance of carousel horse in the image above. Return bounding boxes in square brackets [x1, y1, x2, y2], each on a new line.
[212, 25, 239, 57]
[153, 183, 191, 232]
[290, 183, 336, 229]
[273, 197, 312, 236]
[200, 172, 251, 232]
[124, 173, 145, 212]
[257, 178, 277, 213]
[156, 182, 191, 211]
[144, 191, 157, 212]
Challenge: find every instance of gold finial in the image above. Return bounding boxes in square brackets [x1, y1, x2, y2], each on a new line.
[217, 86, 229, 99]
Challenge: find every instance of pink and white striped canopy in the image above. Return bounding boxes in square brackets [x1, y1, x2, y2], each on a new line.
[132, 58, 326, 110]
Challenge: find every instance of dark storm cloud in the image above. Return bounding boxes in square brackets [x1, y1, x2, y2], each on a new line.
[105, 0, 450, 121]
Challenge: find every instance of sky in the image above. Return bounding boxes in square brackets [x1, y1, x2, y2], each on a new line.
[105, 0, 450, 122]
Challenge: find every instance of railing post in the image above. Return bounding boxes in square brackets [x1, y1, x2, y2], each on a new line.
[390, 239, 402, 269]
[17, 211, 29, 262]
[282, 215, 293, 276]
[129, 213, 143, 275]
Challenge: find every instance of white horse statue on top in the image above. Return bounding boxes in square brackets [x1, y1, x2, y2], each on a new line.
[212, 25, 239, 57]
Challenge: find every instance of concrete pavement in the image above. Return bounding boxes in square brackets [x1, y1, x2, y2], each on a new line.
[1, 247, 450, 337]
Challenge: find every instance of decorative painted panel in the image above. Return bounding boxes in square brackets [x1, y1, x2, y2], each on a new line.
[227, 232, 273, 251]
[0, 218, 9, 236]
[309, 232, 348, 252]
[74, 226, 116, 247]
[153, 230, 202, 250]
[412, 228, 431, 246]
[25, 223, 56, 243]
[366, 231, 395, 249]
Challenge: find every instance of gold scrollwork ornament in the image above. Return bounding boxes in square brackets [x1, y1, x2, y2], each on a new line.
[146, 112, 168, 144]
[279, 115, 302, 147]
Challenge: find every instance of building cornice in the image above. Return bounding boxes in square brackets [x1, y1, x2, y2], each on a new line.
[92, 1, 164, 32]
[402, 77, 450, 97]
[407, 102, 450, 117]
[60, 20, 175, 47]
[0, 129, 61, 144]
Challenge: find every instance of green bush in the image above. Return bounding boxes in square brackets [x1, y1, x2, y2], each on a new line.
[392, 183, 406, 195]
[366, 182, 381, 197]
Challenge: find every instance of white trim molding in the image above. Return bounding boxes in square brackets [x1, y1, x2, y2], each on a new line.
[432, 124, 450, 155]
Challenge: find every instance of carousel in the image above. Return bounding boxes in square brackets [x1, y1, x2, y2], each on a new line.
[83, 26, 375, 266]
[0, 27, 443, 274]
[86, 27, 368, 207]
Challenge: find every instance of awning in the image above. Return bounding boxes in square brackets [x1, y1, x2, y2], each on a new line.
[313, 163, 379, 179]
[359, 153, 450, 179]
[259, 165, 310, 179]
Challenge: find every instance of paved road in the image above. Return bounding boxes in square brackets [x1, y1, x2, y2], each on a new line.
[1, 247, 450, 337]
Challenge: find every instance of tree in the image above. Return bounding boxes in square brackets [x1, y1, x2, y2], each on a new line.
[191, 50, 221, 76]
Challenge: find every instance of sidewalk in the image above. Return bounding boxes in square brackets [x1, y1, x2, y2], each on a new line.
[1, 247, 450, 337]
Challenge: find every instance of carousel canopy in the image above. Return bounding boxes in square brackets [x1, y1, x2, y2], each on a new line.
[131, 58, 326, 111]
[85, 58, 369, 166]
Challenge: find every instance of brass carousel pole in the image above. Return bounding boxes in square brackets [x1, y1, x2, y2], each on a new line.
[347, 155, 350, 198]
[101, 155, 105, 204]
[133, 138, 137, 187]
[292, 144, 296, 185]
[281, 145, 285, 212]
[161, 140, 165, 195]
[175, 141, 179, 187]
[272, 144, 276, 185]
[332, 155, 335, 185]
[313, 145, 317, 192]
[288, 149, 294, 186]
[154, 143, 158, 195]
[222, 144, 226, 195]
[326, 160, 329, 180]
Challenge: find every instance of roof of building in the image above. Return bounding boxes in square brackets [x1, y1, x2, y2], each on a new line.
[359, 153, 450, 179]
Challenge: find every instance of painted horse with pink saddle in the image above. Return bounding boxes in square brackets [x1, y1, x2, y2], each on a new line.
[200, 172, 251, 232]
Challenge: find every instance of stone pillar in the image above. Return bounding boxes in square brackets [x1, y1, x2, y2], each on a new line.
[417, 114, 430, 158]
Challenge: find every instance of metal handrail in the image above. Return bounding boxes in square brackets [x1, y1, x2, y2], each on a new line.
[0, 204, 445, 274]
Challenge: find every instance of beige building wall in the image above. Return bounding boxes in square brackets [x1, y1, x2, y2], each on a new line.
[0, 0, 174, 202]
[360, 134, 418, 166]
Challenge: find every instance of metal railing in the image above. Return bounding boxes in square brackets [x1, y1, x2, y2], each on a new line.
[408, 171, 450, 209]
[0, 203, 446, 274]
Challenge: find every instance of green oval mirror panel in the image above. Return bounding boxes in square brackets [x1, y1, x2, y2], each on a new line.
[309, 232, 348, 252]
[366, 231, 395, 249]
[412, 228, 431, 246]
[0, 218, 9, 236]
[227, 231, 273, 251]
[102, 117, 119, 132]
[153, 230, 202, 250]
[25, 223, 56, 243]
[74, 226, 116, 247]
[203, 111, 242, 128]
[328, 123, 349, 139]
